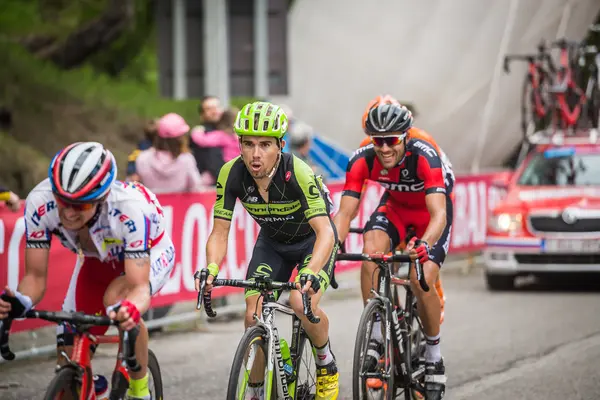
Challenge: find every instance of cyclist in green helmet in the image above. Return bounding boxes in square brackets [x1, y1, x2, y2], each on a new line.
[195, 101, 340, 399]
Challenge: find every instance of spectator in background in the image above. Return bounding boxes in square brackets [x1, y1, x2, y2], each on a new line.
[135, 113, 205, 193]
[126, 119, 158, 182]
[190, 96, 225, 184]
[191, 108, 239, 163]
[0, 184, 20, 212]
[280, 104, 323, 175]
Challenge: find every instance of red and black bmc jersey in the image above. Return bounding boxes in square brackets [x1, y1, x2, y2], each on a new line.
[342, 139, 454, 209]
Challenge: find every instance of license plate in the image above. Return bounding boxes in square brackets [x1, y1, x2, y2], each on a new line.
[543, 239, 600, 253]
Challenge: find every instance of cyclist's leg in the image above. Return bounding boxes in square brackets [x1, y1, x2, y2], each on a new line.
[57, 257, 122, 399]
[243, 233, 288, 391]
[408, 196, 452, 339]
[103, 241, 175, 397]
[287, 229, 340, 399]
[361, 202, 402, 304]
[406, 197, 452, 398]
[287, 234, 338, 351]
[243, 233, 288, 329]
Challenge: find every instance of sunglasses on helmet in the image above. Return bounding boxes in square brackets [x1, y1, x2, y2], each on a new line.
[370, 133, 407, 148]
[54, 196, 96, 211]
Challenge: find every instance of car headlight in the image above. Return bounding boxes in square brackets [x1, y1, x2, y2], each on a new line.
[489, 213, 522, 233]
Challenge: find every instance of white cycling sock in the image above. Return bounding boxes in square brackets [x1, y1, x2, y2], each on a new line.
[425, 333, 441, 363]
[314, 340, 334, 366]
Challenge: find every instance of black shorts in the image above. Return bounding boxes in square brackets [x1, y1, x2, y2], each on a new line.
[245, 231, 338, 299]
[363, 194, 453, 268]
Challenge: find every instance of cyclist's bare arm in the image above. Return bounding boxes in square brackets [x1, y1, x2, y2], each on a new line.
[122, 256, 152, 316]
[333, 195, 361, 244]
[0, 248, 49, 318]
[420, 193, 447, 247]
[305, 215, 336, 275]
[197, 218, 232, 290]
[18, 247, 49, 303]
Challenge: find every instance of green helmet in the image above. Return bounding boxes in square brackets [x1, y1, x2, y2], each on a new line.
[234, 101, 288, 138]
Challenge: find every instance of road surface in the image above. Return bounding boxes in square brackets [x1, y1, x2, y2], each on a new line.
[1, 269, 600, 399]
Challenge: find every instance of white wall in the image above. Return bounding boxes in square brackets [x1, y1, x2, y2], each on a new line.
[285, 0, 599, 172]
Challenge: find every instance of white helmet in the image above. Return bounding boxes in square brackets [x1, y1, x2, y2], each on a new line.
[49, 142, 117, 203]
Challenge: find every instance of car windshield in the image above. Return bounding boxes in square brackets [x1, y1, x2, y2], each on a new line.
[517, 148, 600, 186]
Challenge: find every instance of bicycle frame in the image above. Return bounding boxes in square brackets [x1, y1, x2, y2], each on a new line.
[196, 273, 320, 400]
[251, 291, 305, 400]
[371, 260, 426, 393]
[0, 310, 139, 400]
[59, 332, 128, 400]
[551, 39, 587, 129]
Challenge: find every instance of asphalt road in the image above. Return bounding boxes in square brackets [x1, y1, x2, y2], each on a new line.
[1, 268, 600, 400]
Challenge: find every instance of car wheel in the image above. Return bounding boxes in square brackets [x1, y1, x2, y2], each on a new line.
[485, 272, 515, 291]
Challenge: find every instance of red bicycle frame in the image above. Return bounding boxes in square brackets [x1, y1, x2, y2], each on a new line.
[551, 38, 587, 128]
[58, 333, 126, 400]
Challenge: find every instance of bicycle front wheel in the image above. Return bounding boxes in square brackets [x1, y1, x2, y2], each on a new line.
[292, 331, 317, 399]
[148, 349, 164, 399]
[227, 325, 276, 400]
[352, 298, 395, 400]
[43, 366, 83, 400]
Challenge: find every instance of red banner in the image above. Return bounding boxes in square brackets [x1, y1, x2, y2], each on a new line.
[0, 173, 506, 332]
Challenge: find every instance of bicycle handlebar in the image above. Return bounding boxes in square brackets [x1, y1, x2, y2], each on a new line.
[0, 310, 140, 371]
[194, 270, 321, 324]
[336, 252, 429, 292]
[503, 54, 536, 73]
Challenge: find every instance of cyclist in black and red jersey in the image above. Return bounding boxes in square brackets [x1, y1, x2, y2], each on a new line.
[333, 99, 453, 399]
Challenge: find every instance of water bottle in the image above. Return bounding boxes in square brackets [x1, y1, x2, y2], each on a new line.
[93, 374, 109, 399]
[279, 338, 295, 381]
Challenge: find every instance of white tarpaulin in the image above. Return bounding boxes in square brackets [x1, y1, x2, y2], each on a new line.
[286, 0, 600, 172]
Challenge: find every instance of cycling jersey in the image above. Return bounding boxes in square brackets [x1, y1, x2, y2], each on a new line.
[24, 179, 167, 260]
[214, 153, 333, 244]
[356, 127, 455, 191]
[23, 178, 176, 339]
[347, 133, 455, 266]
[343, 139, 454, 208]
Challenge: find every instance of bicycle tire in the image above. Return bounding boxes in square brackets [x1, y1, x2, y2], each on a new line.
[43, 366, 83, 400]
[587, 79, 600, 129]
[521, 78, 549, 142]
[148, 349, 164, 399]
[352, 298, 395, 400]
[227, 325, 276, 400]
[292, 331, 317, 400]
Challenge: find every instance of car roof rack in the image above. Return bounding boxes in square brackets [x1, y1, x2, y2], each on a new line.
[515, 128, 599, 167]
[527, 128, 599, 146]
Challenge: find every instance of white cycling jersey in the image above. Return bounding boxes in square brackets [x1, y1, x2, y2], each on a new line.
[24, 178, 170, 263]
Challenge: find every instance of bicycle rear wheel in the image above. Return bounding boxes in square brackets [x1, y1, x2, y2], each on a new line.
[521, 77, 550, 142]
[227, 325, 276, 400]
[352, 298, 395, 400]
[43, 366, 84, 400]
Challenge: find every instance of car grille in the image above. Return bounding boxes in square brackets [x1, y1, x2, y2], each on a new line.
[528, 216, 600, 233]
[515, 254, 600, 264]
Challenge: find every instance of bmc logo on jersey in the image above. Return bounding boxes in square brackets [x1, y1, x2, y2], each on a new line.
[413, 141, 437, 158]
[379, 181, 425, 192]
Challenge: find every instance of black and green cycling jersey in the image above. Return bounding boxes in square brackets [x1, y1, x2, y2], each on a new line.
[214, 153, 332, 244]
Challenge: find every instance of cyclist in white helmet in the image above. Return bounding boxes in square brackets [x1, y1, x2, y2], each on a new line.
[0, 142, 175, 400]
